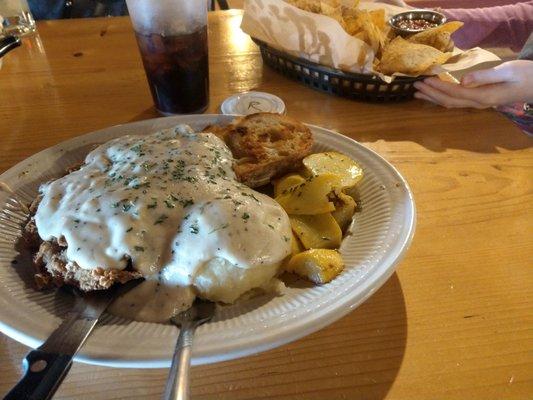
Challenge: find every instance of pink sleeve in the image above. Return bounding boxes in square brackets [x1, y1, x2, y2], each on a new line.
[407, 0, 533, 51]
[411, 1, 520, 7]
[419, 1, 533, 51]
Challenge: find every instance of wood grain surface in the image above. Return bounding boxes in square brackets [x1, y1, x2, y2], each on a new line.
[0, 11, 532, 400]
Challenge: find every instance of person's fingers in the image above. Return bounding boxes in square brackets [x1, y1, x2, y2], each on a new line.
[419, 78, 501, 105]
[461, 63, 513, 87]
[420, 77, 460, 95]
[414, 82, 489, 108]
[414, 91, 435, 103]
[416, 61, 533, 106]
[417, 92, 473, 108]
[417, 85, 487, 108]
[414, 92, 432, 101]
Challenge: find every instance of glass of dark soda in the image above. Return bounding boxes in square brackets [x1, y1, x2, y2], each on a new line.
[126, 0, 209, 115]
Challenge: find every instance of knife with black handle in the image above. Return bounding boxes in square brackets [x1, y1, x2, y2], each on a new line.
[4, 281, 139, 400]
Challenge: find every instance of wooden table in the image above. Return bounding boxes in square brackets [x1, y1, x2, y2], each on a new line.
[1, 10, 532, 400]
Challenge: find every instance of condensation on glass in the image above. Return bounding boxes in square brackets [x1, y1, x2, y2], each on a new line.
[0, 0, 36, 36]
[125, 0, 209, 115]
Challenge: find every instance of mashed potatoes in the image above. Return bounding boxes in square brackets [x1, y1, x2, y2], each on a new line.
[194, 257, 280, 304]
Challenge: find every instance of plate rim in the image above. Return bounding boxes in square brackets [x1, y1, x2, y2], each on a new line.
[0, 115, 416, 368]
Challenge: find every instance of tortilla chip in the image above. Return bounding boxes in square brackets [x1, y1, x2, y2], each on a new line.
[379, 36, 453, 75]
[366, 22, 387, 54]
[318, 0, 348, 27]
[340, 3, 361, 23]
[372, 57, 380, 70]
[343, 14, 363, 35]
[357, 45, 368, 67]
[337, 0, 360, 12]
[345, 10, 387, 54]
[320, 0, 341, 9]
[319, 0, 338, 15]
[369, 9, 386, 31]
[408, 21, 464, 52]
[286, 0, 322, 13]
[438, 72, 459, 83]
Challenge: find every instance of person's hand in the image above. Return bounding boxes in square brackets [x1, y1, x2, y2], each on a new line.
[413, 60, 533, 109]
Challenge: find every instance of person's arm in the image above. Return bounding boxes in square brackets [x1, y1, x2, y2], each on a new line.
[413, 60, 533, 108]
[379, 1, 533, 51]
[441, 1, 533, 51]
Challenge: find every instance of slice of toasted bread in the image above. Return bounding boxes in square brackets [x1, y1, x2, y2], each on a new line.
[208, 113, 313, 187]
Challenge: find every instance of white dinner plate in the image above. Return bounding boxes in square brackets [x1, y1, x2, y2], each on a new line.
[0, 114, 415, 368]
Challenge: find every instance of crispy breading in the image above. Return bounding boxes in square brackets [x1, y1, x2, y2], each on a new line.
[23, 205, 142, 291]
[208, 113, 314, 188]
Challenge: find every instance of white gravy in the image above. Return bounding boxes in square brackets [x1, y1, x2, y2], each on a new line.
[35, 125, 292, 321]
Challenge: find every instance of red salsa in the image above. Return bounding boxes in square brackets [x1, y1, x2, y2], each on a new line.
[397, 19, 438, 31]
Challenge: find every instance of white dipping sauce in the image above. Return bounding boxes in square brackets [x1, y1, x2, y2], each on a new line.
[35, 125, 292, 321]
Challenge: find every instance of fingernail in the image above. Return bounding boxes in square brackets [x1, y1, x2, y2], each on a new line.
[413, 82, 422, 89]
[461, 75, 474, 86]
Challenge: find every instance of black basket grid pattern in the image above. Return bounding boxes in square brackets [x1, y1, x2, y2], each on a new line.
[255, 39, 425, 102]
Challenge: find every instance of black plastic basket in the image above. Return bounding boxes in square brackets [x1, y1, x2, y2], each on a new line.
[254, 39, 424, 102]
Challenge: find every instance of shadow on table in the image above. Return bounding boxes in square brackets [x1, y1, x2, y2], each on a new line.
[351, 105, 532, 154]
[128, 107, 160, 122]
[128, 107, 229, 123]
[192, 272, 407, 400]
[127, 100, 532, 155]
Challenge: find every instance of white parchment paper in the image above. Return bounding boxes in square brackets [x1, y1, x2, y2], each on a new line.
[241, 0, 501, 81]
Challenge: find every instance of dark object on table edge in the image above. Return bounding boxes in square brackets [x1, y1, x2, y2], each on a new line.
[0, 36, 22, 58]
[253, 39, 426, 102]
[4, 280, 140, 400]
[28, 0, 229, 20]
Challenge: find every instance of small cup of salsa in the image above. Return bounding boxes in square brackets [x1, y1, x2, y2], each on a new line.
[389, 10, 446, 35]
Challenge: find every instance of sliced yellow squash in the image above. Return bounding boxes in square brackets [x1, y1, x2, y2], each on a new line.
[290, 230, 305, 255]
[303, 151, 363, 189]
[273, 173, 306, 197]
[285, 249, 344, 284]
[275, 174, 340, 215]
[290, 213, 342, 249]
[331, 192, 356, 231]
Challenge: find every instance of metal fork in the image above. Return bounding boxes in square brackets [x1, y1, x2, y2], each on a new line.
[162, 299, 216, 400]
